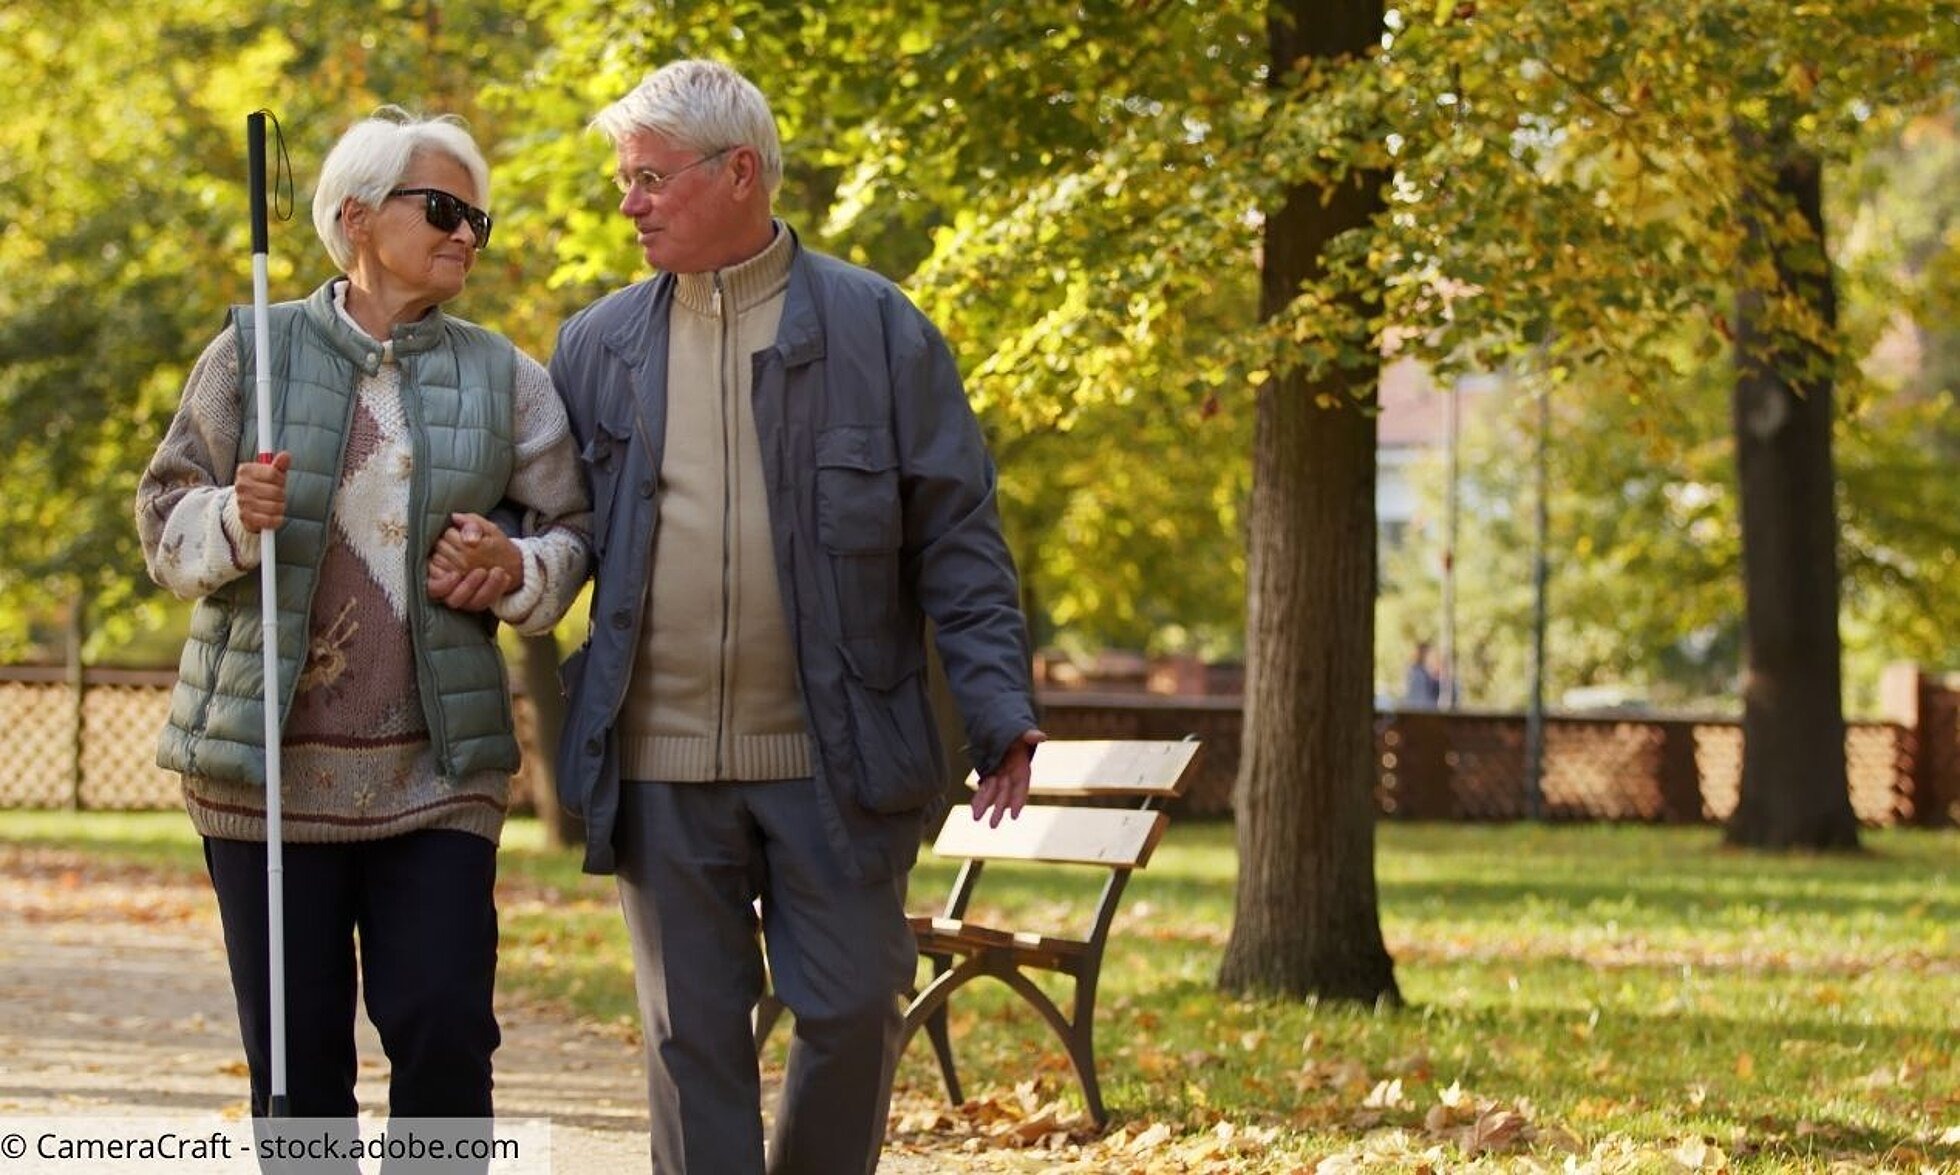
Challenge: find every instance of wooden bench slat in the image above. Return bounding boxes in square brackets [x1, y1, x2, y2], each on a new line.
[910, 916, 1090, 959]
[962, 738, 1200, 799]
[931, 805, 1167, 868]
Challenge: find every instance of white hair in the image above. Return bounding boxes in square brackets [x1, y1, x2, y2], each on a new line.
[311, 107, 491, 271]
[593, 59, 783, 196]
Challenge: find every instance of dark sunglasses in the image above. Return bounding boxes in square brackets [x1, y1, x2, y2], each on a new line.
[387, 188, 492, 249]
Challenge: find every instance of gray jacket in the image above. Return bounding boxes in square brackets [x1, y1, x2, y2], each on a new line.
[549, 234, 1036, 879]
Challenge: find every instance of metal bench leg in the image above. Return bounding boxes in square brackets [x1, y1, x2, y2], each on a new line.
[923, 1000, 963, 1106]
[1068, 965, 1107, 1128]
[987, 965, 1108, 1129]
[905, 951, 1113, 1128]
[916, 951, 964, 1105]
[1069, 1026, 1106, 1129]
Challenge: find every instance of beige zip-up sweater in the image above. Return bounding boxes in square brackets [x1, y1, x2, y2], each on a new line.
[618, 227, 812, 782]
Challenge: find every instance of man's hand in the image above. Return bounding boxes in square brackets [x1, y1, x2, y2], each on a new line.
[235, 451, 291, 532]
[972, 728, 1046, 827]
[427, 512, 522, 612]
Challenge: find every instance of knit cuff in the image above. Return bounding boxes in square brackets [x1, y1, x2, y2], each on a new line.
[221, 489, 263, 571]
[492, 544, 546, 630]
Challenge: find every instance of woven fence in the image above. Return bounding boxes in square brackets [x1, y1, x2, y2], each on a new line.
[1032, 693, 1939, 826]
[0, 668, 547, 813]
[2, 666, 1950, 827]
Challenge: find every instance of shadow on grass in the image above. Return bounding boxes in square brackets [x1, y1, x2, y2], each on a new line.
[1377, 874, 1958, 926]
[1724, 1119, 1960, 1170]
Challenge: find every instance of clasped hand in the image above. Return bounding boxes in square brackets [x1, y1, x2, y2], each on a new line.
[427, 512, 523, 612]
[236, 454, 518, 612]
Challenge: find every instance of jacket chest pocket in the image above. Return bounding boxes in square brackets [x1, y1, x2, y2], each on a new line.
[815, 425, 901, 553]
[581, 418, 635, 559]
[815, 424, 902, 638]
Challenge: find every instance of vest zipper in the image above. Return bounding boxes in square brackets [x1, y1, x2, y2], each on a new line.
[398, 361, 452, 781]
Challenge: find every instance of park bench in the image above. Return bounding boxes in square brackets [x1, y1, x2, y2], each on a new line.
[753, 737, 1200, 1127]
[902, 736, 1200, 1127]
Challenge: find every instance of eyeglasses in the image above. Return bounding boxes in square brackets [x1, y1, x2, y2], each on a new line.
[612, 148, 733, 197]
[387, 188, 493, 249]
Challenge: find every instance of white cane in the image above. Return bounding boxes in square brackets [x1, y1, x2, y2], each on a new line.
[246, 110, 289, 1120]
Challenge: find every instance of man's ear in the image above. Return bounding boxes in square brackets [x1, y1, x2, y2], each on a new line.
[729, 147, 765, 200]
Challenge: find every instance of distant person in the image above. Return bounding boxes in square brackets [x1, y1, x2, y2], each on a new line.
[135, 108, 590, 1130]
[1402, 640, 1443, 708]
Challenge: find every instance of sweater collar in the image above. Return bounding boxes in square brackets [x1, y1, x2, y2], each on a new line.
[672, 221, 793, 317]
[303, 278, 450, 376]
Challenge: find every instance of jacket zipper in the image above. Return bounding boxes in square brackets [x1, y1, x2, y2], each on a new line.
[713, 277, 733, 779]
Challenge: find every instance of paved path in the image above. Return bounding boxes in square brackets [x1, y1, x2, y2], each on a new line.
[0, 846, 980, 1173]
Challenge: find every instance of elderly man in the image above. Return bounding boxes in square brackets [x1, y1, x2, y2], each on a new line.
[548, 59, 1044, 1175]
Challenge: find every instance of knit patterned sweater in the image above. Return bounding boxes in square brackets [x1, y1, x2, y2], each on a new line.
[136, 282, 590, 844]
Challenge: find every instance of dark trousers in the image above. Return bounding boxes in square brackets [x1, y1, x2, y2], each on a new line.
[615, 779, 916, 1175]
[204, 830, 501, 1121]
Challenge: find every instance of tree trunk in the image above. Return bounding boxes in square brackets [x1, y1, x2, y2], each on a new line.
[1725, 128, 1859, 850]
[517, 631, 581, 849]
[1218, 0, 1400, 1003]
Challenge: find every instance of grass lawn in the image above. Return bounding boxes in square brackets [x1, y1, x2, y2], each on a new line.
[5, 811, 1954, 1171]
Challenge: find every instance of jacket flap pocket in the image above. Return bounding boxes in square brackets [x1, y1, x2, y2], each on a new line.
[581, 419, 633, 468]
[816, 425, 897, 473]
[838, 636, 923, 692]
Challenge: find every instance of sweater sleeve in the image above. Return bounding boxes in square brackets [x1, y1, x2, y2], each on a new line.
[490, 350, 593, 635]
[135, 330, 263, 601]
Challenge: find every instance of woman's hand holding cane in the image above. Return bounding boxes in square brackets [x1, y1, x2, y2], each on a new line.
[236, 451, 291, 532]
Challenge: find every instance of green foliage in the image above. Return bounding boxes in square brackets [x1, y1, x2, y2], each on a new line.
[1365, 0, 1957, 380]
[0, 2, 237, 655]
[1832, 110, 1960, 685]
[0, 1, 542, 660]
[496, 0, 1959, 670]
[1379, 103, 1960, 713]
[493, 1, 1268, 655]
[4, 0, 1956, 675]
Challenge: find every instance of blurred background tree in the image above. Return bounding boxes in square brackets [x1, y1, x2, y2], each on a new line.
[2, 3, 1955, 872]
[0, 0, 544, 663]
[8, 1, 1951, 711]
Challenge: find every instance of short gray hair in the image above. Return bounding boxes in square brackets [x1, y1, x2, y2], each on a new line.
[593, 59, 783, 196]
[311, 107, 491, 271]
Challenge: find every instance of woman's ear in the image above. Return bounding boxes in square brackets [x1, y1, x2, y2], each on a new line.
[340, 196, 370, 247]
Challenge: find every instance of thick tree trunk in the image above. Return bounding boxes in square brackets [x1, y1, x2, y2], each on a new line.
[1218, 0, 1399, 1003]
[1725, 130, 1859, 850]
[517, 631, 581, 849]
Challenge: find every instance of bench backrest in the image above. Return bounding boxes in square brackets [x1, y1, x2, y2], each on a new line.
[935, 738, 1202, 871]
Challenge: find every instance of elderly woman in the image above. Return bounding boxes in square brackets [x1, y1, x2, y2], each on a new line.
[135, 109, 589, 1123]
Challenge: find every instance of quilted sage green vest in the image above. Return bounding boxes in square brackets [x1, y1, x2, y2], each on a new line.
[158, 279, 519, 787]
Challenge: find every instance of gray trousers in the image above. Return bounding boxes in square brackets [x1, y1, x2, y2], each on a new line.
[614, 779, 916, 1175]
